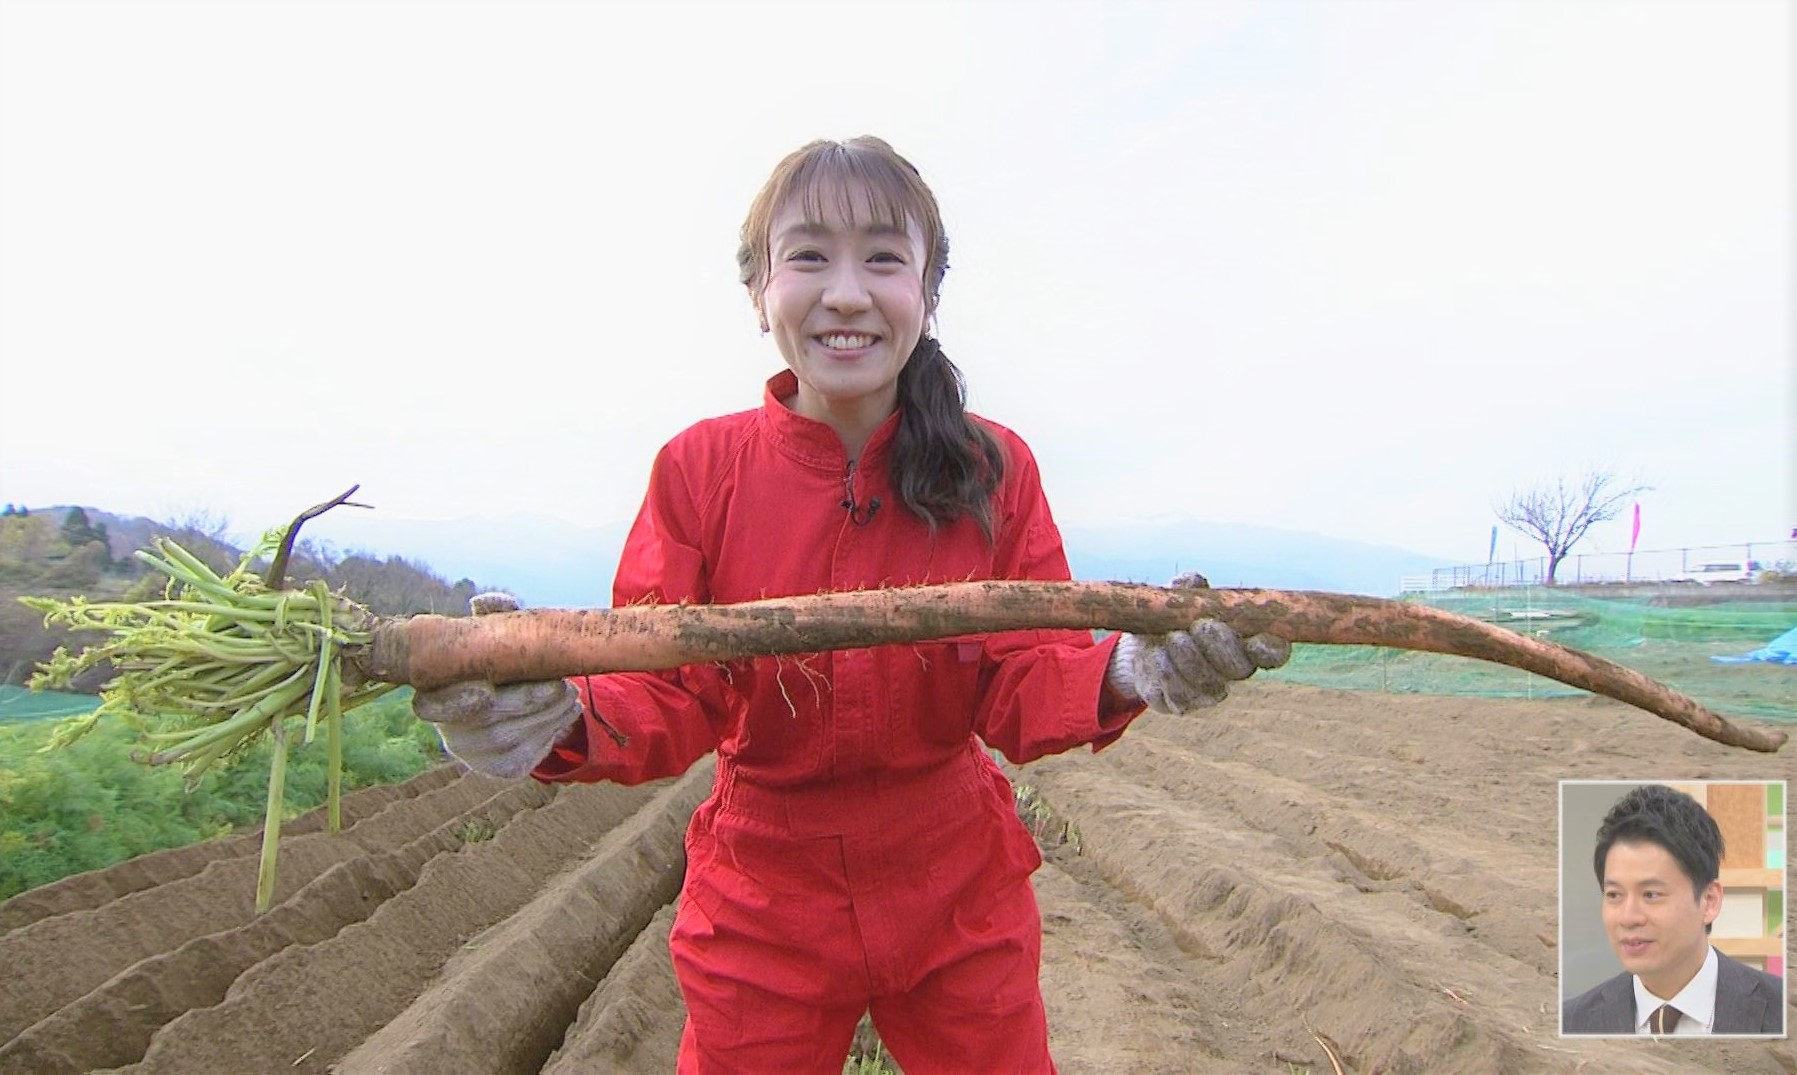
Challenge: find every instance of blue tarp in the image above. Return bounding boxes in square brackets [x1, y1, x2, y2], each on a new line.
[1712, 625, 1797, 666]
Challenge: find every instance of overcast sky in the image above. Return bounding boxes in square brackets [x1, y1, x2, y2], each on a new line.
[1, 0, 1790, 569]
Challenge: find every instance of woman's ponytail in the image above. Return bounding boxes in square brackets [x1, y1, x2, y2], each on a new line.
[891, 336, 1006, 541]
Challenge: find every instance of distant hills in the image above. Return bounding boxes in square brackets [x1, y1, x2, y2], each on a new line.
[3, 505, 501, 687]
[301, 510, 1453, 609]
[1059, 519, 1452, 596]
[304, 511, 629, 610]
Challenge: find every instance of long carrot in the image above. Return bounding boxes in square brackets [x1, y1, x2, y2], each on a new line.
[352, 581, 1789, 754]
[27, 535, 1788, 913]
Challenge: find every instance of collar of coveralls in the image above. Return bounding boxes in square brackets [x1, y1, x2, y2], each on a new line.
[757, 368, 902, 472]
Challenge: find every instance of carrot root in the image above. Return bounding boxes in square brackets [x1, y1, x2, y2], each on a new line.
[347, 582, 1788, 754]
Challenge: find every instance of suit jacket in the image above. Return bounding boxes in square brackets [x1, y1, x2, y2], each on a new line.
[1562, 950, 1786, 1035]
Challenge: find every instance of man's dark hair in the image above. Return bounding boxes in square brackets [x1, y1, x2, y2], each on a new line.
[1593, 784, 1724, 899]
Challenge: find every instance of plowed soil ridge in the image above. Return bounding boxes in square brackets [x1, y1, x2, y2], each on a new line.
[1100, 730, 1554, 974]
[1017, 687, 1794, 1074]
[540, 901, 685, 1075]
[3, 684, 1791, 1075]
[107, 775, 670, 1074]
[336, 759, 713, 1075]
[1023, 752, 1538, 1073]
[1034, 847, 1246, 1073]
[0, 768, 531, 1042]
[0, 764, 460, 936]
[0, 779, 556, 1075]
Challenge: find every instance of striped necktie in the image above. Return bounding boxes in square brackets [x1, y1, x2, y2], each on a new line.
[1651, 1004, 1683, 1035]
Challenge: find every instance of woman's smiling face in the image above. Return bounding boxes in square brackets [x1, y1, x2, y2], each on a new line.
[758, 186, 928, 432]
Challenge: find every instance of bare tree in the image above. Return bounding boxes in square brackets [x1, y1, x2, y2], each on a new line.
[1496, 470, 1649, 585]
[162, 508, 231, 542]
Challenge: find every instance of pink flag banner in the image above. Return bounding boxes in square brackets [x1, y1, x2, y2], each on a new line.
[1629, 502, 1641, 554]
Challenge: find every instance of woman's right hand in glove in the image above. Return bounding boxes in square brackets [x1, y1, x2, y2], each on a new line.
[410, 592, 583, 778]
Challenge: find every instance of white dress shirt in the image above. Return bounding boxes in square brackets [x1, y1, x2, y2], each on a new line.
[1631, 945, 1718, 1035]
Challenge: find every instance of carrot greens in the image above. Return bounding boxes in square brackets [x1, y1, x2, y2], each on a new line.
[23, 529, 394, 910]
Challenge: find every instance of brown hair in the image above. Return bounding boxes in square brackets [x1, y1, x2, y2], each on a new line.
[737, 137, 1005, 539]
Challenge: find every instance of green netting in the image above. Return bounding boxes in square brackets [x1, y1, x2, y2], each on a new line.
[0, 684, 99, 724]
[1267, 589, 1797, 722]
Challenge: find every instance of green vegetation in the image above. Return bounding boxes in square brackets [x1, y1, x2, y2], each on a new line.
[842, 1052, 900, 1075]
[0, 500, 498, 904]
[1015, 780, 1081, 854]
[842, 1015, 900, 1075]
[455, 815, 498, 844]
[1269, 588, 1797, 720]
[0, 688, 442, 901]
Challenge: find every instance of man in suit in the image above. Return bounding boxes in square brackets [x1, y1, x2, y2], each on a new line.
[1562, 784, 1785, 1035]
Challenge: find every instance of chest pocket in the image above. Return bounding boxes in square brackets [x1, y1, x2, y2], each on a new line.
[902, 639, 987, 746]
[728, 656, 830, 772]
[893, 521, 1001, 749]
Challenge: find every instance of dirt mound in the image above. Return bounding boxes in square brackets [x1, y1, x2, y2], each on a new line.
[1, 682, 1789, 1074]
[0, 764, 462, 936]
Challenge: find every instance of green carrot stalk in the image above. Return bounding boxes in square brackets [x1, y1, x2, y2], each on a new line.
[256, 718, 290, 913]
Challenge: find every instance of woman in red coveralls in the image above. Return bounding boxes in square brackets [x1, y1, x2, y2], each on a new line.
[413, 137, 1290, 1074]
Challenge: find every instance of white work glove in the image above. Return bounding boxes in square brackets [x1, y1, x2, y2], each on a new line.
[410, 592, 583, 778]
[1107, 572, 1291, 714]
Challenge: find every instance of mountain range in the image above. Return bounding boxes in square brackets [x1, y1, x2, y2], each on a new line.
[300, 511, 1454, 609]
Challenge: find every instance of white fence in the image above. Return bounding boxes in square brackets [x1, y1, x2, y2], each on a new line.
[1404, 540, 1796, 593]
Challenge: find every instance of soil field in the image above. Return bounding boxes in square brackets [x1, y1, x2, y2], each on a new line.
[1, 681, 1791, 1074]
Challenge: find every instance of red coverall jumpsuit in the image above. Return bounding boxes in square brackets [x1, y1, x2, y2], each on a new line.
[534, 371, 1145, 1074]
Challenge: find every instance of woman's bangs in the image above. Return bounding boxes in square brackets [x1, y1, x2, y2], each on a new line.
[786, 147, 927, 240]
[738, 137, 947, 296]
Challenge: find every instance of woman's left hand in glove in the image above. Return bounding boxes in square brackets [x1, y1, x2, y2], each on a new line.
[1106, 571, 1291, 714]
